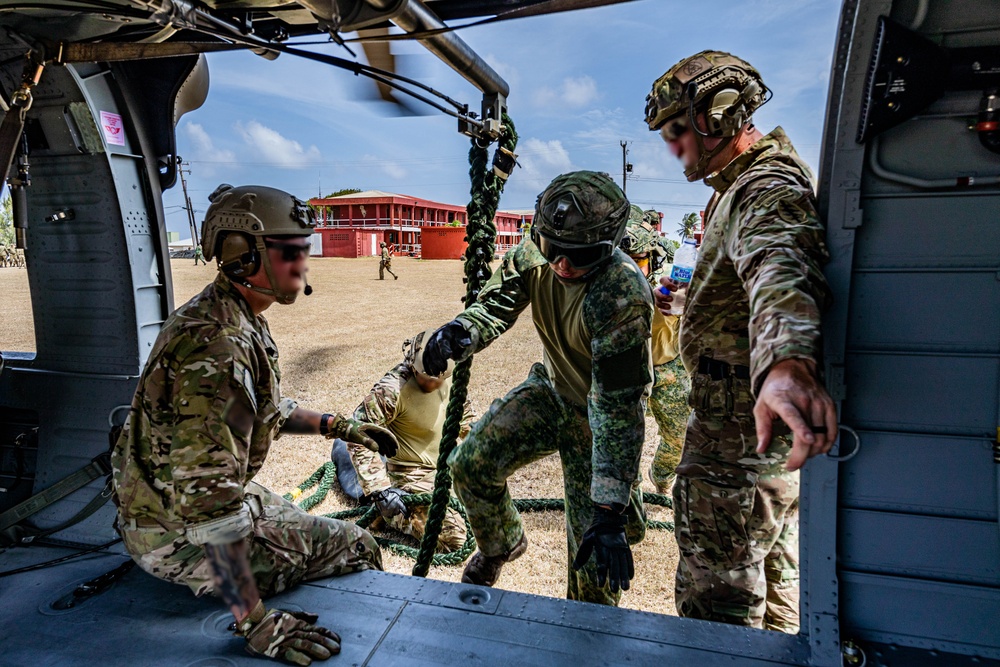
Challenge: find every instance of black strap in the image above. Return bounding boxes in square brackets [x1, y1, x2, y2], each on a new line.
[0, 100, 27, 185]
[0, 452, 112, 540]
[697, 355, 751, 381]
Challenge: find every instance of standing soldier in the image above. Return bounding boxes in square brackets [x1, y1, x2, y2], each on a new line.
[335, 328, 474, 553]
[619, 206, 690, 495]
[193, 244, 206, 265]
[379, 241, 397, 280]
[645, 51, 836, 632]
[112, 184, 398, 664]
[422, 171, 653, 605]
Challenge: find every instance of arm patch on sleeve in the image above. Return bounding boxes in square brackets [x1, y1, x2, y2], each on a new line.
[222, 363, 257, 440]
[594, 344, 651, 392]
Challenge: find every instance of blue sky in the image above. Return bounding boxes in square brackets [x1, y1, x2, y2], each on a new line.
[164, 0, 842, 242]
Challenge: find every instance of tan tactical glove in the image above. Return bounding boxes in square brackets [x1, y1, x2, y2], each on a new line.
[322, 413, 398, 457]
[238, 600, 340, 666]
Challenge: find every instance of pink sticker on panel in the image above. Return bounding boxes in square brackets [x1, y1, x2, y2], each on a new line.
[100, 111, 125, 146]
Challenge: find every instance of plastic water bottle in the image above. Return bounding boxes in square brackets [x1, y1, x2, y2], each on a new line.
[664, 240, 698, 314]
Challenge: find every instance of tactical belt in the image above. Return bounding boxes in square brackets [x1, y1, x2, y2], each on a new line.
[0, 452, 113, 545]
[697, 356, 751, 381]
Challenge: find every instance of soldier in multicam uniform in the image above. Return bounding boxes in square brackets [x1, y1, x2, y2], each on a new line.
[645, 51, 837, 633]
[379, 241, 397, 280]
[111, 184, 400, 664]
[422, 171, 653, 606]
[339, 327, 473, 553]
[619, 206, 691, 494]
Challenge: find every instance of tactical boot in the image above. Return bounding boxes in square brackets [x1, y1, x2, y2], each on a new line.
[461, 532, 528, 586]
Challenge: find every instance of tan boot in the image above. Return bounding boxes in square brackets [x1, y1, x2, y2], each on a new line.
[461, 532, 528, 586]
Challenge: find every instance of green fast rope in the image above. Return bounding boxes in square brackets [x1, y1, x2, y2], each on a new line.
[411, 114, 519, 578]
[284, 461, 674, 567]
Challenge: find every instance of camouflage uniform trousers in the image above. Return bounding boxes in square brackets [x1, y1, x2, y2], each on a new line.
[122, 481, 383, 598]
[673, 411, 800, 632]
[449, 363, 645, 606]
[647, 357, 691, 493]
[385, 464, 468, 553]
[379, 259, 397, 280]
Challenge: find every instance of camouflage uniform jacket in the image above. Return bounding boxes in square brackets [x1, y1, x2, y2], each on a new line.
[456, 239, 653, 507]
[380, 248, 391, 262]
[349, 363, 474, 496]
[681, 127, 832, 396]
[111, 274, 298, 547]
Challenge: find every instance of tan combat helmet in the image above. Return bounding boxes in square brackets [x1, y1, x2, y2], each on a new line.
[645, 50, 770, 181]
[405, 327, 454, 379]
[200, 184, 316, 304]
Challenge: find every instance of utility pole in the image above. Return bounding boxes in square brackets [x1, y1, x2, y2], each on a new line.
[177, 156, 199, 246]
[620, 140, 633, 195]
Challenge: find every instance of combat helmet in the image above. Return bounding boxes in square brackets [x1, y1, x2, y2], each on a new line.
[201, 184, 316, 304]
[404, 327, 454, 379]
[619, 206, 667, 275]
[645, 50, 770, 181]
[530, 170, 630, 278]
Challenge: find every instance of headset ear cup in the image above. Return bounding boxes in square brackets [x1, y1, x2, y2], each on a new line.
[219, 233, 260, 278]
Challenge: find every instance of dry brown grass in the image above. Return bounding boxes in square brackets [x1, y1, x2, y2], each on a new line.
[0, 258, 677, 615]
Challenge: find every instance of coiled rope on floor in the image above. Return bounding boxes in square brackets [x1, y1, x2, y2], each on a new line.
[283, 460, 674, 567]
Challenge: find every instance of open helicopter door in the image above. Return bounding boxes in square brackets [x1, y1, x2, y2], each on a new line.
[0, 52, 203, 546]
[818, 0, 1000, 663]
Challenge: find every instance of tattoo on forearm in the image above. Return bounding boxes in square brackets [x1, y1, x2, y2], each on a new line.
[205, 541, 260, 621]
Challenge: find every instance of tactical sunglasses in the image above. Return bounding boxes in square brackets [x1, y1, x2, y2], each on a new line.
[534, 232, 614, 270]
[660, 116, 690, 141]
[264, 239, 311, 262]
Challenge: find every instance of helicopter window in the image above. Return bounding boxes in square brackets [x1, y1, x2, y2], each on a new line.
[0, 194, 34, 355]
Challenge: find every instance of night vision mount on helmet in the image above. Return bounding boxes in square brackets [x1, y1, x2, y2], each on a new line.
[529, 171, 630, 278]
[201, 184, 317, 305]
[645, 50, 770, 181]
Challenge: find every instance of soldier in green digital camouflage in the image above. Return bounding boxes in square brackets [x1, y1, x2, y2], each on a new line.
[111, 184, 400, 665]
[619, 206, 690, 494]
[421, 171, 653, 606]
[379, 241, 397, 280]
[193, 244, 207, 265]
[340, 327, 474, 553]
[646, 51, 837, 633]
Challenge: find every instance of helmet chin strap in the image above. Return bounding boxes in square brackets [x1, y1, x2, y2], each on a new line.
[684, 121, 735, 182]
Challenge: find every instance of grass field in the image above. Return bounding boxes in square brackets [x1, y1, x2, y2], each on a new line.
[0, 257, 678, 615]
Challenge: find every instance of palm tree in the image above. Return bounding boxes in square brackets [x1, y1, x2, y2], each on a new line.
[677, 212, 699, 241]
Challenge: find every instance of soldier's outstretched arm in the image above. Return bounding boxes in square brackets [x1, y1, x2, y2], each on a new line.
[727, 179, 836, 466]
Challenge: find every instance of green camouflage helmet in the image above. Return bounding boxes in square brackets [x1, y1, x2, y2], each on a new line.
[532, 171, 629, 246]
[619, 216, 660, 257]
[201, 184, 316, 304]
[644, 50, 769, 133]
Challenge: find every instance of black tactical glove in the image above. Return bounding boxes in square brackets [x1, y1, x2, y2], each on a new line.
[571, 503, 635, 593]
[422, 320, 473, 377]
[238, 600, 340, 666]
[322, 414, 398, 458]
[371, 487, 409, 519]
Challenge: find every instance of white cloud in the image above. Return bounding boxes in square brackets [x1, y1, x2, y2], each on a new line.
[533, 75, 600, 109]
[363, 154, 407, 180]
[182, 122, 236, 164]
[515, 138, 575, 191]
[234, 121, 322, 168]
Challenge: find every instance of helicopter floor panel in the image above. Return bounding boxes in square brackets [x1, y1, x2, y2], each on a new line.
[0, 543, 811, 666]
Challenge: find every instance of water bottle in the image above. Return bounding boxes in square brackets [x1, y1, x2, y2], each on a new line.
[664, 240, 698, 314]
